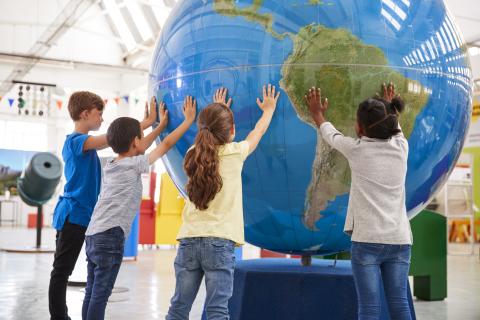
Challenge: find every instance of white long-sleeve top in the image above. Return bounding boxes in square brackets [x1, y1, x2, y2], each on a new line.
[319, 122, 412, 245]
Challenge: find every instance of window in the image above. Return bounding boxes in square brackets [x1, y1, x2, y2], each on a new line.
[0, 120, 47, 151]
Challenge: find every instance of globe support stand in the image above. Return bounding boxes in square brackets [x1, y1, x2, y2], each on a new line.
[301, 254, 312, 266]
[35, 205, 43, 249]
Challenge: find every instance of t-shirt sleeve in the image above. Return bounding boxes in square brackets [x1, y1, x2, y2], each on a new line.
[238, 140, 250, 161]
[134, 155, 150, 174]
[319, 122, 357, 159]
[69, 134, 89, 156]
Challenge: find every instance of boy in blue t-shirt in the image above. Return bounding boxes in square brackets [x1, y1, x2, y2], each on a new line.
[48, 92, 158, 320]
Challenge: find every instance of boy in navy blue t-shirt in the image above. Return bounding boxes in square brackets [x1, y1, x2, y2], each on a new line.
[48, 92, 158, 320]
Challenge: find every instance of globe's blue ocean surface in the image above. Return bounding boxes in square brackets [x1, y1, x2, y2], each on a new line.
[149, 0, 472, 255]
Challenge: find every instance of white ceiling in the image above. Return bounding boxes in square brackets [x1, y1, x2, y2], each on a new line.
[0, 0, 176, 98]
[0, 0, 479, 98]
[446, 0, 480, 46]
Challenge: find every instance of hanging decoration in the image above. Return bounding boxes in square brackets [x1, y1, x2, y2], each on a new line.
[17, 85, 25, 112]
[35, 86, 43, 117]
[26, 85, 33, 115]
[114, 97, 120, 105]
[41, 86, 49, 117]
[122, 95, 129, 103]
[9, 82, 55, 117]
[56, 100, 63, 110]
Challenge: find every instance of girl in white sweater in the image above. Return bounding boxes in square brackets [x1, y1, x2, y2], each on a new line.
[306, 83, 412, 320]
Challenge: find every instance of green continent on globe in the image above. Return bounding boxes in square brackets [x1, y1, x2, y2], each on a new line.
[279, 24, 429, 230]
[213, 0, 286, 39]
[212, 4, 429, 231]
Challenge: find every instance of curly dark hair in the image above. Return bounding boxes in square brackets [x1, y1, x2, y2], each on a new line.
[356, 96, 405, 139]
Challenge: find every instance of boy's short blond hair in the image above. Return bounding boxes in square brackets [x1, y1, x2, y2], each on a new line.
[67, 91, 104, 121]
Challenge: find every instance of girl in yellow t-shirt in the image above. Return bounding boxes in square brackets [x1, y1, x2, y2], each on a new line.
[166, 85, 280, 320]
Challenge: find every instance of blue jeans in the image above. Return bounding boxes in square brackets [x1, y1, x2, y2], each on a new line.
[166, 237, 235, 320]
[351, 241, 412, 320]
[82, 227, 125, 320]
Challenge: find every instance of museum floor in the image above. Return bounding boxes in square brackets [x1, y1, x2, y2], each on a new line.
[0, 227, 478, 320]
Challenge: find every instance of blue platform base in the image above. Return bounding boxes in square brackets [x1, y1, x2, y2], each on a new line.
[203, 258, 415, 320]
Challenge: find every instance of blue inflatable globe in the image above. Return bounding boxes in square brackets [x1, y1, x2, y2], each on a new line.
[149, 0, 472, 255]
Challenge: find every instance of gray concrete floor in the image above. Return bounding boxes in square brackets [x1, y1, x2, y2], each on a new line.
[0, 226, 479, 320]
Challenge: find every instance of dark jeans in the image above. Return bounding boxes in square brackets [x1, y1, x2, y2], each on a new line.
[167, 237, 235, 320]
[49, 218, 87, 320]
[82, 227, 125, 320]
[351, 241, 412, 320]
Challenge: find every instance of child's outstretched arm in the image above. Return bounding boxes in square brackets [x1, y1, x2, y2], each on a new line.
[148, 96, 196, 164]
[83, 135, 108, 151]
[245, 84, 280, 155]
[139, 100, 168, 152]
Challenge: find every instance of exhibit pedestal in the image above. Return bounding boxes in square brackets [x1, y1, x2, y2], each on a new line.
[203, 258, 416, 320]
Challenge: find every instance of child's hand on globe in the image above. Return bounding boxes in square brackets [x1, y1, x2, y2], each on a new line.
[305, 86, 328, 127]
[256, 84, 280, 114]
[213, 87, 232, 108]
[381, 82, 398, 102]
[158, 101, 168, 129]
[182, 96, 197, 123]
[143, 96, 158, 128]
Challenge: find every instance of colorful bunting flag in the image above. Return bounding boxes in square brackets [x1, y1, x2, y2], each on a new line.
[114, 97, 120, 105]
[56, 100, 63, 110]
[8, 98, 14, 107]
[122, 95, 129, 103]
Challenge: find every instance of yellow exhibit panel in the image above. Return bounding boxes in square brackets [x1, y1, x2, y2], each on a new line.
[155, 173, 184, 245]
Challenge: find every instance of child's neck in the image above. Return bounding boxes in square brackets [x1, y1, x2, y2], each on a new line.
[117, 149, 138, 161]
[74, 121, 91, 134]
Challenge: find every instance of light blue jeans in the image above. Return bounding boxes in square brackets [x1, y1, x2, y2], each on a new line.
[351, 241, 412, 320]
[166, 237, 235, 320]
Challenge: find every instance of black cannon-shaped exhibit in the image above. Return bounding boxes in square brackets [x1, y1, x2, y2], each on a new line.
[14, 152, 62, 251]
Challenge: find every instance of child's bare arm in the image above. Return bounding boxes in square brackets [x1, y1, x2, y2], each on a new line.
[245, 84, 280, 155]
[139, 101, 168, 152]
[148, 96, 196, 164]
[83, 135, 108, 151]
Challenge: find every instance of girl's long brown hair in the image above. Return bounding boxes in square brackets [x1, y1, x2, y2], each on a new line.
[184, 103, 234, 210]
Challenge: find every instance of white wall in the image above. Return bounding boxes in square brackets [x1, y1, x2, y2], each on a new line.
[0, 82, 154, 228]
